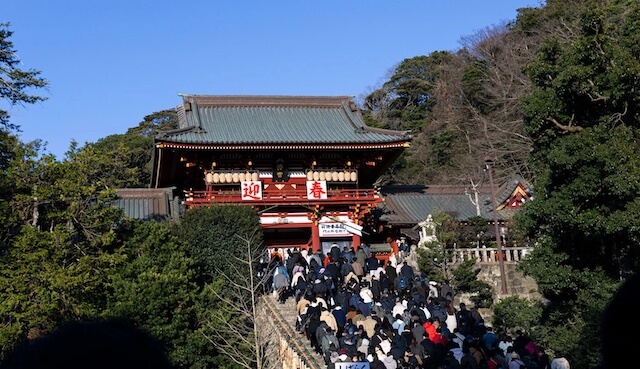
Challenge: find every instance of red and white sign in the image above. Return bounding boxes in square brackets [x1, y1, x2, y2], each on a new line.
[307, 180, 327, 200]
[241, 181, 262, 200]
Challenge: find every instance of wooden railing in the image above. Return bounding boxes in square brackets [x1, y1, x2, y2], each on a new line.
[185, 188, 379, 206]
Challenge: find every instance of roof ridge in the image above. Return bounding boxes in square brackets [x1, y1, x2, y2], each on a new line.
[180, 94, 355, 107]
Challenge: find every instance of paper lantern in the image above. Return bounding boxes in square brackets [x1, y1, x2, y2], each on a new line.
[332, 171, 339, 181]
[205, 172, 214, 183]
[306, 170, 314, 180]
[232, 172, 239, 183]
[338, 171, 345, 181]
[225, 173, 232, 183]
[313, 171, 320, 181]
[251, 171, 259, 181]
[213, 173, 220, 183]
[319, 171, 326, 181]
[238, 172, 245, 182]
[350, 171, 357, 181]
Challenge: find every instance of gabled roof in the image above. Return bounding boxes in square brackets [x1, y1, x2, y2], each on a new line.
[378, 174, 532, 225]
[112, 188, 180, 220]
[155, 94, 411, 146]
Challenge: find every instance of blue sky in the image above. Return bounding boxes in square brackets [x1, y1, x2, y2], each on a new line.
[5, 0, 543, 159]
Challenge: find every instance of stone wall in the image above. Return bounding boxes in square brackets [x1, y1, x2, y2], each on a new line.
[478, 262, 541, 300]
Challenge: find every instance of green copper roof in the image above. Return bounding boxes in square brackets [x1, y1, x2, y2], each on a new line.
[156, 95, 411, 145]
[378, 174, 532, 224]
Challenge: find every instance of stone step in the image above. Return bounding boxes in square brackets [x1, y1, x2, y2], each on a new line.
[268, 294, 327, 368]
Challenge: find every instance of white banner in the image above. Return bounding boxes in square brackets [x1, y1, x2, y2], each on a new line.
[319, 221, 363, 237]
[306, 180, 327, 200]
[319, 222, 350, 237]
[241, 181, 262, 200]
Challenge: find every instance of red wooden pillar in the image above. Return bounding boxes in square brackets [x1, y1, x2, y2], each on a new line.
[311, 222, 320, 252]
[352, 234, 361, 248]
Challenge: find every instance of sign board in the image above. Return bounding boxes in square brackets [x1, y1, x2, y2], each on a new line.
[319, 222, 351, 237]
[319, 221, 363, 237]
[335, 362, 370, 369]
[241, 181, 262, 201]
[306, 180, 327, 200]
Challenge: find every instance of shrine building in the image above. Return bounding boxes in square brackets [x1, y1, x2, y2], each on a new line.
[150, 94, 412, 255]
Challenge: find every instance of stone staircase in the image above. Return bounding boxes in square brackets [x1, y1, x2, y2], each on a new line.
[261, 294, 326, 369]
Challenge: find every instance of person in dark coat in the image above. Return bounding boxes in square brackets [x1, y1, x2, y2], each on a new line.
[440, 281, 455, 308]
[305, 314, 321, 353]
[400, 261, 415, 280]
[365, 254, 379, 275]
[340, 258, 355, 284]
[385, 261, 398, 292]
[332, 305, 347, 336]
[369, 352, 386, 369]
[325, 261, 341, 293]
[329, 244, 342, 262]
[456, 303, 474, 336]
[371, 275, 383, 301]
[343, 247, 355, 263]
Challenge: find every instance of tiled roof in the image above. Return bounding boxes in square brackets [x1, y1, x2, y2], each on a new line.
[378, 191, 499, 224]
[378, 175, 532, 225]
[156, 95, 411, 146]
[112, 188, 180, 220]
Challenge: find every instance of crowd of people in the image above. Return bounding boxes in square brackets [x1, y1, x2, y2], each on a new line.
[264, 243, 570, 369]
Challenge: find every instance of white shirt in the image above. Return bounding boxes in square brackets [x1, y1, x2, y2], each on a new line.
[551, 357, 570, 369]
[392, 302, 406, 318]
[420, 306, 432, 320]
[360, 287, 374, 303]
[499, 341, 513, 357]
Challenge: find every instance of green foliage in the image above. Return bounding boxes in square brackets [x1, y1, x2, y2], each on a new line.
[0, 22, 48, 131]
[174, 206, 263, 284]
[364, 53, 455, 132]
[524, 125, 640, 276]
[491, 295, 543, 334]
[514, 4, 640, 365]
[439, 259, 493, 308]
[516, 240, 619, 368]
[125, 109, 179, 137]
[461, 59, 493, 115]
[104, 220, 213, 368]
[459, 216, 491, 248]
[429, 130, 457, 167]
[468, 280, 493, 308]
[90, 109, 179, 188]
[0, 224, 127, 358]
[0, 22, 48, 247]
[450, 259, 480, 292]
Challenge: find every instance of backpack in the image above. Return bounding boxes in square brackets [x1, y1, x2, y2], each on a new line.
[398, 277, 407, 290]
[487, 357, 502, 369]
[514, 359, 527, 369]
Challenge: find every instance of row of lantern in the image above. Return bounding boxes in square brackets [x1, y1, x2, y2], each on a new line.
[306, 170, 357, 182]
[205, 171, 259, 184]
